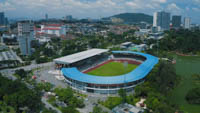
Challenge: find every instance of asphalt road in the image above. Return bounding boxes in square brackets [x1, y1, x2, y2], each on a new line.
[14, 62, 54, 71]
[34, 65, 67, 88]
[0, 62, 112, 113]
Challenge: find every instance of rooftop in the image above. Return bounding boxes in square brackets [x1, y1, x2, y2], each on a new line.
[42, 28, 61, 30]
[112, 103, 144, 113]
[121, 42, 132, 46]
[0, 50, 22, 63]
[54, 48, 109, 64]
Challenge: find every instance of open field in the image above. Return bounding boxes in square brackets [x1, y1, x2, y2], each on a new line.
[167, 53, 200, 113]
[87, 61, 138, 76]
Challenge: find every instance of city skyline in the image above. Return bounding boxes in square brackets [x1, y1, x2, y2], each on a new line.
[0, 0, 200, 23]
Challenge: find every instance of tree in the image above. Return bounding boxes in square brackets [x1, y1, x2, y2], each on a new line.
[118, 89, 126, 103]
[43, 48, 54, 56]
[92, 105, 108, 113]
[15, 69, 27, 79]
[36, 82, 53, 92]
[133, 61, 177, 113]
[185, 87, 200, 104]
[54, 87, 73, 103]
[36, 56, 49, 64]
[0, 74, 42, 113]
[101, 97, 122, 109]
[93, 106, 102, 113]
[61, 106, 79, 113]
[42, 108, 57, 113]
[159, 29, 200, 54]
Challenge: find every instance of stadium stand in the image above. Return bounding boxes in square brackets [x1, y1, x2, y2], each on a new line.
[55, 50, 159, 94]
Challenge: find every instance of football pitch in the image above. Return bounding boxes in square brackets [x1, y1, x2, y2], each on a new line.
[87, 62, 138, 76]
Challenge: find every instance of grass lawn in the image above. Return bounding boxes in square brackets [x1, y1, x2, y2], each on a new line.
[87, 61, 138, 76]
[167, 53, 200, 113]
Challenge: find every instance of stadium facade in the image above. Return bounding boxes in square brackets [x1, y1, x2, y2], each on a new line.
[54, 49, 159, 94]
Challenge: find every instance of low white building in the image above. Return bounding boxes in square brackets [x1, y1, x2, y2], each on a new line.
[36, 24, 66, 37]
[112, 103, 144, 113]
[130, 44, 147, 52]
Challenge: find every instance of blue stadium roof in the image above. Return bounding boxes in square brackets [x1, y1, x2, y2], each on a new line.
[61, 51, 159, 84]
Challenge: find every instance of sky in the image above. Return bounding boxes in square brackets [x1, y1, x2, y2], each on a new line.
[0, 0, 200, 23]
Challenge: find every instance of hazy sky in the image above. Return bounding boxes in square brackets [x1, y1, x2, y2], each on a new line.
[0, 0, 200, 23]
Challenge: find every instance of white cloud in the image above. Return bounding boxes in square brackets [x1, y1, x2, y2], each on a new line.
[166, 3, 182, 15]
[0, 0, 198, 23]
[192, 7, 200, 12]
[185, 6, 190, 11]
[152, 0, 167, 3]
[125, 1, 141, 9]
[125, 0, 163, 11]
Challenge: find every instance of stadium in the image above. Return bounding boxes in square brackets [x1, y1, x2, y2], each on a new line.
[54, 49, 159, 94]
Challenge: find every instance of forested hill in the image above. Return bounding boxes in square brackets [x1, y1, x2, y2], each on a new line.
[159, 29, 200, 54]
[103, 13, 153, 24]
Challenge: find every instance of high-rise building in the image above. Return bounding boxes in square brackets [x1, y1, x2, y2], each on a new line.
[184, 17, 191, 29]
[18, 21, 34, 55]
[153, 12, 158, 27]
[139, 22, 148, 29]
[65, 15, 73, 21]
[4, 17, 8, 25]
[0, 12, 5, 25]
[172, 15, 181, 29]
[45, 14, 48, 20]
[153, 11, 170, 31]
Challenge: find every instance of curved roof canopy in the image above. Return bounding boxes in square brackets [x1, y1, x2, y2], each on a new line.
[54, 49, 109, 65]
[62, 51, 159, 84]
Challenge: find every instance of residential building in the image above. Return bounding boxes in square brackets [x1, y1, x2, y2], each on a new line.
[184, 17, 191, 29]
[18, 21, 34, 55]
[151, 26, 158, 33]
[45, 14, 48, 20]
[172, 15, 181, 29]
[0, 12, 5, 25]
[190, 24, 200, 30]
[153, 11, 170, 31]
[0, 12, 8, 26]
[111, 17, 123, 23]
[2, 34, 18, 45]
[153, 12, 158, 27]
[148, 32, 164, 40]
[139, 22, 148, 29]
[36, 24, 66, 37]
[4, 17, 8, 25]
[65, 15, 73, 21]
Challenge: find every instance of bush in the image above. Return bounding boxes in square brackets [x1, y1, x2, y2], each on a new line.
[36, 82, 53, 92]
[126, 95, 140, 105]
[36, 56, 49, 64]
[54, 87, 85, 108]
[61, 106, 79, 113]
[185, 87, 200, 104]
[93, 105, 108, 113]
[42, 108, 57, 113]
[101, 97, 122, 109]
[14, 69, 27, 79]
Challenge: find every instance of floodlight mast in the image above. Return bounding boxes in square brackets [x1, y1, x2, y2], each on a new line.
[123, 61, 128, 103]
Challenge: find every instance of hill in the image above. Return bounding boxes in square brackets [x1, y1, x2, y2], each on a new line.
[103, 13, 153, 24]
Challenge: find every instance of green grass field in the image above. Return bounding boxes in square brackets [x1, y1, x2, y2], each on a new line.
[87, 62, 138, 76]
[167, 53, 200, 113]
